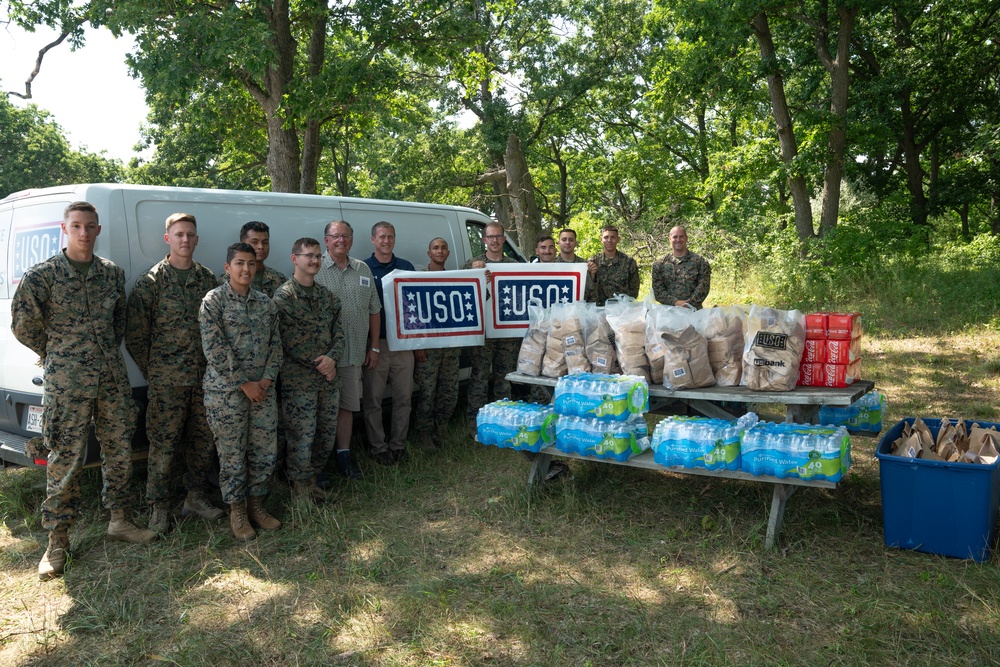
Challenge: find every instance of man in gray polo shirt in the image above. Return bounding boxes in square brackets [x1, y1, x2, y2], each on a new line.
[315, 220, 381, 480]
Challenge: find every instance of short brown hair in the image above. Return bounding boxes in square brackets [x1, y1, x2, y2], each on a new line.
[64, 201, 98, 223]
[601, 225, 620, 235]
[166, 212, 197, 232]
[558, 228, 576, 239]
[292, 237, 321, 254]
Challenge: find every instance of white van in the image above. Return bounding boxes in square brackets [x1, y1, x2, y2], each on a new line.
[0, 183, 525, 467]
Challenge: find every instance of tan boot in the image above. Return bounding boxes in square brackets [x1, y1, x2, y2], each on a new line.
[230, 501, 256, 541]
[107, 509, 158, 544]
[292, 479, 329, 503]
[181, 490, 225, 521]
[246, 496, 281, 531]
[148, 504, 170, 535]
[38, 526, 69, 581]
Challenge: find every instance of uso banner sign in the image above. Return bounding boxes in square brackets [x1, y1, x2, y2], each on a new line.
[381, 269, 487, 351]
[485, 263, 588, 338]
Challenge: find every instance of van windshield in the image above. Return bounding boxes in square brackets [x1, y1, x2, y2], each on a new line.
[466, 221, 525, 261]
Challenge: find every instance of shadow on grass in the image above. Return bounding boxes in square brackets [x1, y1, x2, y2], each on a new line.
[3, 413, 1000, 665]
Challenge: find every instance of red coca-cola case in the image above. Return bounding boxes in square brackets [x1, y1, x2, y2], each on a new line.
[801, 338, 827, 363]
[823, 359, 862, 387]
[826, 337, 860, 364]
[798, 363, 826, 386]
[805, 313, 828, 340]
[827, 312, 862, 340]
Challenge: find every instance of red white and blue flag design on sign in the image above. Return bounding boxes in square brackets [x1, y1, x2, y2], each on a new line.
[382, 269, 487, 350]
[485, 263, 588, 338]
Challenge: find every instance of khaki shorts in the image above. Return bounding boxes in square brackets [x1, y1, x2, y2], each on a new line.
[339, 365, 363, 412]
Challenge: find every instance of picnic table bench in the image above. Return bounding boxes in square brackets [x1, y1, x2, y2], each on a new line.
[505, 372, 875, 549]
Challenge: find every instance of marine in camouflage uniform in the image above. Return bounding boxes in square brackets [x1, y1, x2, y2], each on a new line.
[12, 202, 155, 579]
[126, 231, 221, 527]
[585, 251, 640, 306]
[272, 268, 345, 487]
[199, 279, 282, 505]
[13, 251, 137, 527]
[413, 347, 460, 437]
[218, 264, 287, 298]
[651, 252, 711, 309]
[462, 247, 522, 419]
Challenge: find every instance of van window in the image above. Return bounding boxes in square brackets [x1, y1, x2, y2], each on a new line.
[465, 220, 524, 262]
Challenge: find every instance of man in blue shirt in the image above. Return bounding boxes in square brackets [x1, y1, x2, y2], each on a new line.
[362, 222, 417, 465]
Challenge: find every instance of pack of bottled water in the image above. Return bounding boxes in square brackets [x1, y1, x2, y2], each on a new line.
[817, 390, 886, 434]
[553, 373, 649, 422]
[651, 413, 758, 471]
[741, 421, 851, 482]
[555, 414, 650, 462]
[476, 400, 558, 453]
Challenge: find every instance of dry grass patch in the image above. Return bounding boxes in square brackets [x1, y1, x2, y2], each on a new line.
[2, 332, 1000, 665]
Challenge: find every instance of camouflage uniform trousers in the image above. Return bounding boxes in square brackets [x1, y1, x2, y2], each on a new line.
[204, 388, 278, 504]
[145, 384, 217, 507]
[466, 338, 520, 417]
[413, 347, 460, 434]
[41, 380, 137, 531]
[280, 382, 341, 483]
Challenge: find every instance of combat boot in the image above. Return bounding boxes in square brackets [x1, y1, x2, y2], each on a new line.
[107, 510, 158, 544]
[38, 526, 69, 581]
[291, 479, 329, 503]
[181, 489, 226, 521]
[247, 496, 282, 531]
[148, 504, 170, 534]
[230, 501, 256, 541]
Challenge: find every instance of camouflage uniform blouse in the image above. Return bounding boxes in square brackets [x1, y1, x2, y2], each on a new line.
[651, 251, 711, 310]
[584, 251, 640, 306]
[11, 251, 129, 395]
[272, 278, 345, 391]
[199, 283, 282, 393]
[126, 257, 218, 385]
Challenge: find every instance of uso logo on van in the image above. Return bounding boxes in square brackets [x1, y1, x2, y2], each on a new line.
[12, 221, 64, 285]
[392, 277, 484, 339]
[489, 268, 586, 330]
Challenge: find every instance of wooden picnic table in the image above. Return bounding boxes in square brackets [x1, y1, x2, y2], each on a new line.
[505, 372, 875, 549]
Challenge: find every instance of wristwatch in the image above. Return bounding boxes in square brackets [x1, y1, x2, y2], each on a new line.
[370, 347, 381, 354]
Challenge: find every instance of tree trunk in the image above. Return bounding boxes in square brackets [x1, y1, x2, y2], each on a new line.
[960, 203, 970, 240]
[991, 194, 1000, 236]
[299, 3, 329, 195]
[259, 0, 300, 193]
[816, 5, 857, 238]
[899, 88, 928, 228]
[751, 12, 814, 249]
[505, 133, 542, 251]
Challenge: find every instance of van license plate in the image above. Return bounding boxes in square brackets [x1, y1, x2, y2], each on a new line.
[26, 405, 44, 433]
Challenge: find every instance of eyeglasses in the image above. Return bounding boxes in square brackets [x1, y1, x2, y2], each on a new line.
[483, 234, 504, 241]
[325, 233, 352, 240]
[293, 253, 323, 260]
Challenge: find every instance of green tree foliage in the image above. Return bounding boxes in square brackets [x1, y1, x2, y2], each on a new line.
[0, 95, 123, 197]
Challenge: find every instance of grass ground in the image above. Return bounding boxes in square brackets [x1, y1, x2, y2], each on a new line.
[3, 330, 1000, 666]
